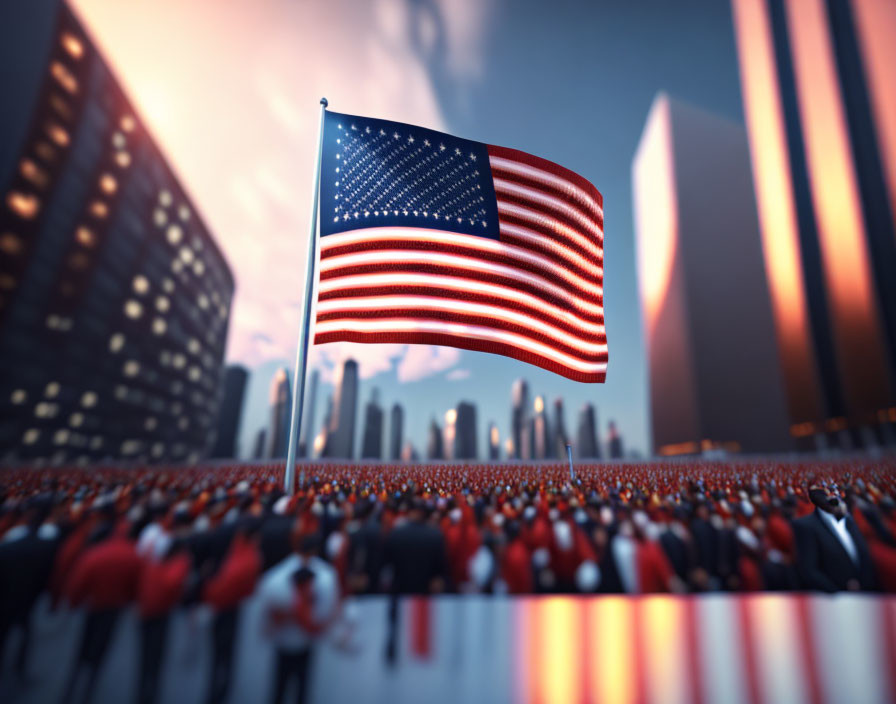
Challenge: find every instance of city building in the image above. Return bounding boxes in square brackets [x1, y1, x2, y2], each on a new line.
[298, 369, 318, 458]
[252, 428, 267, 460]
[607, 420, 624, 460]
[360, 388, 383, 460]
[454, 401, 478, 460]
[576, 403, 600, 459]
[510, 378, 529, 460]
[633, 94, 792, 456]
[532, 395, 551, 460]
[267, 368, 291, 458]
[426, 418, 444, 460]
[442, 409, 456, 461]
[211, 365, 248, 459]
[323, 358, 357, 458]
[389, 402, 403, 461]
[732, 0, 896, 447]
[552, 398, 569, 459]
[0, 1, 234, 464]
[488, 421, 500, 461]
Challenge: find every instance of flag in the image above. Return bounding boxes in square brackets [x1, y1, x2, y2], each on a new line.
[315, 111, 606, 382]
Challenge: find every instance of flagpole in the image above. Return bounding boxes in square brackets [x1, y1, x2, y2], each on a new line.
[284, 96, 328, 495]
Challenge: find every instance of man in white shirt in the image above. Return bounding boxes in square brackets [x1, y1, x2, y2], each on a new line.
[257, 533, 340, 704]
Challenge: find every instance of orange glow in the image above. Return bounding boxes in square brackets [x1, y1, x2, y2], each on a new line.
[851, 0, 896, 237]
[120, 115, 136, 133]
[533, 396, 544, 414]
[34, 141, 55, 161]
[89, 201, 108, 218]
[642, 597, 687, 703]
[790, 422, 815, 437]
[99, 173, 117, 195]
[587, 597, 635, 704]
[0, 233, 23, 256]
[785, 0, 891, 415]
[50, 61, 78, 93]
[20, 159, 48, 188]
[490, 425, 499, 446]
[46, 123, 70, 147]
[633, 95, 678, 335]
[731, 0, 824, 426]
[61, 32, 84, 59]
[115, 151, 131, 168]
[7, 191, 40, 219]
[75, 226, 96, 247]
[659, 441, 698, 456]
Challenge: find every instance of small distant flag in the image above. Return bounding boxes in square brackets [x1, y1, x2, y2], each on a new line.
[313, 111, 607, 383]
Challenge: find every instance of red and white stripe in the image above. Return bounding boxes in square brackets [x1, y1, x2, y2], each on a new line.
[315, 144, 606, 382]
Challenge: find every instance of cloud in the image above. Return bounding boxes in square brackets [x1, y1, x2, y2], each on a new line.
[445, 367, 470, 381]
[397, 345, 461, 382]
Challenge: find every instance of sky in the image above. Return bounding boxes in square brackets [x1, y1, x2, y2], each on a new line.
[70, 0, 746, 458]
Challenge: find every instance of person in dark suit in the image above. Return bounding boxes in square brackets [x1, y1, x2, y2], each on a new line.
[793, 485, 876, 592]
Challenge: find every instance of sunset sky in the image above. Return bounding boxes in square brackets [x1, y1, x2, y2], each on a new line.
[69, 0, 746, 457]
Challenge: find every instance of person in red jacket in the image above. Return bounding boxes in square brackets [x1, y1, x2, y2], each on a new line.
[137, 510, 193, 704]
[202, 520, 262, 704]
[61, 520, 142, 704]
[501, 521, 533, 594]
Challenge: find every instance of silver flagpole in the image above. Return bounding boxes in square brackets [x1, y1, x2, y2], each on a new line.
[284, 97, 328, 495]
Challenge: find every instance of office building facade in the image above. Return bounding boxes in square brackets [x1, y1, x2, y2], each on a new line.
[211, 365, 247, 459]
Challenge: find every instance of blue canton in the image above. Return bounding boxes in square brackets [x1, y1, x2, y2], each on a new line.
[319, 110, 500, 239]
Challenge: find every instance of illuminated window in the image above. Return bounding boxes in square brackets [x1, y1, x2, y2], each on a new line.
[114, 384, 128, 400]
[61, 33, 84, 59]
[188, 366, 200, 382]
[35, 402, 58, 418]
[20, 159, 48, 188]
[162, 278, 174, 293]
[192, 260, 205, 276]
[112, 132, 126, 149]
[90, 436, 103, 450]
[155, 296, 170, 313]
[23, 429, 40, 445]
[179, 205, 191, 221]
[7, 191, 40, 219]
[151, 442, 163, 457]
[152, 318, 166, 335]
[46, 122, 70, 146]
[46, 314, 60, 330]
[133, 275, 149, 294]
[45, 381, 60, 397]
[171, 259, 183, 273]
[81, 391, 97, 407]
[121, 439, 139, 455]
[144, 417, 157, 431]
[124, 299, 142, 318]
[121, 115, 136, 132]
[166, 224, 182, 245]
[187, 338, 200, 354]
[99, 173, 117, 195]
[123, 360, 140, 377]
[109, 332, 125, 352]
[35, 141, 55, 161]
[159, 189, 172, 207]
[89, 201, 108, 218]
[11, 389, 26, 404]
[75, 226, 96, 247]
[197, 294, 209, 309]
[153, 208, 167, 227]
[219, 304, 228, 319]
[115, 151, 131, 168]
[50, 61, 78, 93]
[69, 413, 84, 427]
[53, 429, 70, 445]
[49, 94, 72, 119]
[0, 233, 22, 255]
[172, 353, 186, 369]
[179, 247, 194, 264]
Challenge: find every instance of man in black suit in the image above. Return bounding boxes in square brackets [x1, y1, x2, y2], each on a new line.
[793, 485, 875, 592]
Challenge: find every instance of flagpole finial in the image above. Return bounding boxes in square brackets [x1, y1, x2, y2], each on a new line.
[320, 97, 328, 108]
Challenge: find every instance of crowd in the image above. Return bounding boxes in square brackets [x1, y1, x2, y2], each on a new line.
[1, 459, 896, 702]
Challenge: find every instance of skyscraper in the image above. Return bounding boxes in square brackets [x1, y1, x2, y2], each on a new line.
[267, 368, 291, 458]
[553, 398, 570, 459]
[298, 369, 318, 458]
[426, 418, 444, 460]
[731, 0, 896, 446]
[389, 403, 404, 461]
[532, 395, 551, 460]
[360, 388, 383, 460]
[0, 2, 234, 464]
[633, 94, 792, 456]
[488, 422, 500, 461]
[607, 420, 624, 460]
[252, 428, 267, 460]
[454, 401, 478, 460]
[325, 358, 357, 458]
[510, 378, 529, 460]
[212, 365, 248, 459]
[576, 403, 600, 459]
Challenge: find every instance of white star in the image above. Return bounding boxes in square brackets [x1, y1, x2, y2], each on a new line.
[455, 147, 461, 156]
[482, 221, 487, 227]
[393, 132, 400, 140]
[439, 143, 446, 152]
[380, 129, 386, 136]
[408, 135, 415, 144]
[470, 153, 476, 161]
[424, 139, 431, 147]
[365, 126, 371, 134]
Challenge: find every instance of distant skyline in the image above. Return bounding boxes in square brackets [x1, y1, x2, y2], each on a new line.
[70, 0, 748, 457]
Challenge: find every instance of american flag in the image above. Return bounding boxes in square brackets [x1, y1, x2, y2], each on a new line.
[315, 111, 606, 382]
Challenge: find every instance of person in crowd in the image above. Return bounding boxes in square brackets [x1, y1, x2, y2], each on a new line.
[258, 532, 340, 704]
[793, 484, 876, 592]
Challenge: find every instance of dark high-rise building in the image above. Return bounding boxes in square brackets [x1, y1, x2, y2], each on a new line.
[576, 403, 600, 459]
[426, 418, 444, 460]
[607, 420, 624, 460]
[510, 378, 528, 460]
[298, 369, 318, 458]
[389, 403, 404, 461]
[267, 368, 291, 458]
[324, 358, 357, 458]
[487, 421, 500, 461]
[552, 398, 569, 459]
[252, 428, 267, 461]
[532, 395, 551, 460]
[360, 388, 383, 460]
[454, 401, 478, 460]
[211, 365, 247, 459]
[732, 0, 896, 446]
[633, 94, 792, 456]
[0, 2, 234, 464]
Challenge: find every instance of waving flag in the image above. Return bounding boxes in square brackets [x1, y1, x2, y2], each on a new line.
[314, 111, 606, 382]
